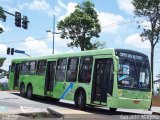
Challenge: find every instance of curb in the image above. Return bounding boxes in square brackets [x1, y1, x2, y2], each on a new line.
[0, 111, 61, 119]
[152, 112, 160, 115]
[18, 112, 53, 119]
[47, 107, 64, 118]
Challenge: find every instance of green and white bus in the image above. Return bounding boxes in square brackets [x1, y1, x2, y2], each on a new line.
[8, 49, 152, 111]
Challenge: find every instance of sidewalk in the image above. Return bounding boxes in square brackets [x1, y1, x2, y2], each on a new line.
[0, 106, 60, 120]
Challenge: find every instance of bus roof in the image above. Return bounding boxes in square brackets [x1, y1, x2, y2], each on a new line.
[11, 48, 115, 62]
[11, 48, 149, 63]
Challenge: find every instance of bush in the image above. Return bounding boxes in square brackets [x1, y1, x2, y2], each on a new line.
[0, 82, 8, 91]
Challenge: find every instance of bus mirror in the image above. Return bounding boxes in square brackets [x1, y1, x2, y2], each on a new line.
[117, 68, 123, 74]
[9, 65, 11, 72]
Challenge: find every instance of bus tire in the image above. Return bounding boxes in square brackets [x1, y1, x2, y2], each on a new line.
[53, 98, 60, 102]
[20, 83, 26, 97]
[75, 90, 86, 110]
[109, 108, 117, 112]
[27, 84, 33, 99]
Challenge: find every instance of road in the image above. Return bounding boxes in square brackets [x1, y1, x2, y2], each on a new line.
[0, 91, 153, 120]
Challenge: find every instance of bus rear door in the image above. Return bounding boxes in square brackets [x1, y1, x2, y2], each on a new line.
[91, 58, 113, 105]
[13, 63, 21, 89]
[45, 61, 56, 96]
[53, 58, 67, 99]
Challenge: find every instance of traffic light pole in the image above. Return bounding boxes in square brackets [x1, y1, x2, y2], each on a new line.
[1, 9, 29, 23]
[1, 9, 15, 17]
[24, 53, 31, 57]
[7, 47, 31, 57]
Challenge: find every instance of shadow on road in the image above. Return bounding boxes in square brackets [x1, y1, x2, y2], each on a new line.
[11, 93, 138, 116]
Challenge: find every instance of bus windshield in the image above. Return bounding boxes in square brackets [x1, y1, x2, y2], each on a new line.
[118, 59, 150, 90]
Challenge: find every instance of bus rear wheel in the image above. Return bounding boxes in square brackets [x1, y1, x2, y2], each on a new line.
[75, 91, 86, 110]
[20, 84, 25, 97]
[27, 85, 33, 99]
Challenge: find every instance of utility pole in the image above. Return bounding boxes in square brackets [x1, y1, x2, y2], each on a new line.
[52, 15, 55, 54]
[46, 15, 56, 54]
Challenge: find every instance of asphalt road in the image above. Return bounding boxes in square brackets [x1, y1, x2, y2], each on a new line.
[0, 91, 153, 120]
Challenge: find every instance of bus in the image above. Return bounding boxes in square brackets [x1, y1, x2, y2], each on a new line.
[8, 49, 152, 111]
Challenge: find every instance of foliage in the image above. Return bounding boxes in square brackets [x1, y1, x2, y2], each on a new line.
[0, 58, 6, 68]
[0, 27, 4, 34]
[0, 6, 6, 34]
[156, 74, 160, 95]
[57, 1, 103, 51]
[132, 0, 160, 85]
[0, 7, 6, 22]
[157, 74, 160, 79]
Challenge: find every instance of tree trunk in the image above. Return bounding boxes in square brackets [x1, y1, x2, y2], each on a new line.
[81, 33, 86, 51]
[80, 43, 84, 51]
[81, 47, 84, 51]
[151, 46, 154, 88]
[149, 43, 154, 110]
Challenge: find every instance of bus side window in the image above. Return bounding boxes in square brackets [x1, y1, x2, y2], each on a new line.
[28, 61, 37, 75]
[78, 57, 93, 83]
[55, 58, 67, 82]
[66, 58, 79, 82]
[36, 60, 46, 75]
[21, 61, 29, 75]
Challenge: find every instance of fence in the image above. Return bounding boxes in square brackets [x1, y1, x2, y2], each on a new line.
[152, 96, 160, 107]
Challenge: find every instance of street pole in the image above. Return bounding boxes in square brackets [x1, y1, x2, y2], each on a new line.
[1, 9, 29, 22]
[53, 15, 55, 54]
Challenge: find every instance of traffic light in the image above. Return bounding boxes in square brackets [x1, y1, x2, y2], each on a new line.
[15, 11, 21, 27]
[11, 48, 14, 55]
[22, 16, 28, 29]
[7, 47, 10, 55]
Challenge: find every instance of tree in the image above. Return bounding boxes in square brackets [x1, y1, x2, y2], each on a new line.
[0, 6, 6, 34]
[57, 1, 102, 51]
[0, 58, 6, 68]
[157, 74, 160, 79]
[132, 0, 160, 87]
[156, 74, 160, 95]
[0, 27, 4, 34]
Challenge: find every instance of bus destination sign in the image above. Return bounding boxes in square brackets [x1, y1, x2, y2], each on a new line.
[119, 52, 143, 61]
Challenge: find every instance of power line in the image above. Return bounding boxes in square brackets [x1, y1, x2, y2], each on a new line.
[102, 20, 136, 28]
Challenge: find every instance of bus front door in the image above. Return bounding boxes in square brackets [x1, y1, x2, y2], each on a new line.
[13, 63, 21, 89]
[45, 61, 56, 96]
[91, 58, 113, 105]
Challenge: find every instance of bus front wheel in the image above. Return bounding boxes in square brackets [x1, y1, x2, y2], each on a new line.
[27, 85, 33, 99]
[20, 84, 25, 97]
[53, 98, 60, 102]
[75, 91, 86, 110]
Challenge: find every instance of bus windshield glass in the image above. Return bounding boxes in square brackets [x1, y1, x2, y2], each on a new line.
[118, 59, 150, 90]
[115, 49, 151, 90]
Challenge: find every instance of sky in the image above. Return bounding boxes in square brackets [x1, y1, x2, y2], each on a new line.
[0, 0, 160, 91]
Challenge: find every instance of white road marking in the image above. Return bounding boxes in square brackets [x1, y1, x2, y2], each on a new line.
[20, 106, 26, 113]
